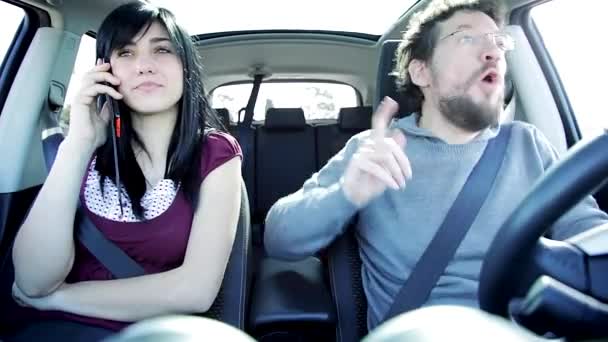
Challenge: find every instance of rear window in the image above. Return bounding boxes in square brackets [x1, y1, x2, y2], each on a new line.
[211, 82, 358, 123]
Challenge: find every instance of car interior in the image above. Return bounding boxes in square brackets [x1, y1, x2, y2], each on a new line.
[0, 0, 606, 340]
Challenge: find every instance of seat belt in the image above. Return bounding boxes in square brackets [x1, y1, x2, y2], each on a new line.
[42, 131, 146, 279]
[236, 74, 264, 220]
[384, 125, 513, 321]
[237, 73, 264, 159]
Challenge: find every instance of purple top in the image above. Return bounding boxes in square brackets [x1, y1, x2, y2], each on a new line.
[12, 132, 242, 331]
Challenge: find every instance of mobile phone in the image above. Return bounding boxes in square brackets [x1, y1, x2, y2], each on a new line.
[96, 59, 121, 137]
[96, 58, 124, 214]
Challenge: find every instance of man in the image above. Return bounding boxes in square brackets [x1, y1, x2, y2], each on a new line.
[264, 0, 608, 330]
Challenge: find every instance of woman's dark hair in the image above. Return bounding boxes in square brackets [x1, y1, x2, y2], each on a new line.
[393, 0, 505, 114]
[95, 1, 224, 219]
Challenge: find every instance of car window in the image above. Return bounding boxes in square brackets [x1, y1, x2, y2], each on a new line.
[531, 0, 607, 139]
[60, 34, 96, 132]
[0, 1, 25, 65]
[211, 82, 359, 123]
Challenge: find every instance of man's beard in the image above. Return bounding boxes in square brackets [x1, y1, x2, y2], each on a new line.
[432, 62, 504, 132]
[438, 93, 502, 132]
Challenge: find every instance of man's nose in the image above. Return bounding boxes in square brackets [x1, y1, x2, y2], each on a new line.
[481, 43, 503, 63]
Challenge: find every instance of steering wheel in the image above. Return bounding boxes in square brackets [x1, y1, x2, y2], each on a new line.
[479, 132, 608, 335]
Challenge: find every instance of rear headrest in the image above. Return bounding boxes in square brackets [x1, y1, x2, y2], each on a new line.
[214, 108, 230, 126]
[338, 106, 372, 131]
[264, 108, 307, 130]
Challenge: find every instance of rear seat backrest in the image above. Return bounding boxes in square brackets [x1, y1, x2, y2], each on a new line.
[215, 108, 231, 128]
[214, 108, 239, 137]
[214, 108, 255, 216]
[255, 108, 316, 222]
[316, 106, 372, 169]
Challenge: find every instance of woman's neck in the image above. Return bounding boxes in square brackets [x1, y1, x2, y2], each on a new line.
[130, 108, 178, 182]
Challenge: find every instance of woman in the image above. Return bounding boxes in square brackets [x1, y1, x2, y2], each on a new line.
[6, 1, 242, 340]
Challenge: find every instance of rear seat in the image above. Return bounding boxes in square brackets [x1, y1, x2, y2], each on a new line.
[315, 106, 372, 169]
[215, 105, 372, 245]
[215, 108, 231, 128]
[255, 108, 317, 223]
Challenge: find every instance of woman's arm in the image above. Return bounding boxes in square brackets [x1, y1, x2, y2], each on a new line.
[13, 61, 121, 297]
[12, 140, 94, 297]
[21, 157, 242, 322]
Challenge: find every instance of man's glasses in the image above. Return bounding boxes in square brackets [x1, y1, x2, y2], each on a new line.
[440, 30, 515, 52]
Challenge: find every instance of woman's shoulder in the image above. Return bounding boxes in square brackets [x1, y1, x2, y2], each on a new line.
[200, 130, 242, 180]
[204, 130, 241, 153]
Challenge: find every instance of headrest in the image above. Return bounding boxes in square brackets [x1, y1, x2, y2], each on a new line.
[375, 40, 407, 113]
[504, 72, 514, 104]
[338, 107, 372, 131]
[503, 25, 519, 105]
[214, 108, 230, 126]
[264, 108, 307, 130]
[375, 39, 515, 115]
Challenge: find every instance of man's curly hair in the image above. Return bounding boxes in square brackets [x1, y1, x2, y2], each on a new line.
[393, 0, 505, 113]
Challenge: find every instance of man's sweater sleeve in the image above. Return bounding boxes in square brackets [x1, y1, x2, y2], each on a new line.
[531, 127, 608, 240]
[263, 132, 366, 260]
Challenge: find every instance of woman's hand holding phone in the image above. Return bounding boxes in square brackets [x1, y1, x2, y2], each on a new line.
[65, 59, 123, 152]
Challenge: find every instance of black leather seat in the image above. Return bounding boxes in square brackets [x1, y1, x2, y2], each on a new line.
[328, 224, 368, 342]
[327, 39, 402, 342]
[0, 132, 253, 334]
[249, 256, 336, 340]
[255, 108, 316, 223]
[374, 40, 413, 117]
[214, 108, 231, 129]
[315, 106, 372, 169]
[204, 179, 252, 330]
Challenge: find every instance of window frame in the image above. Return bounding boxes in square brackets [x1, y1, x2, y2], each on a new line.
[0, 1, 47, 114]
[510, 0, 582, 146]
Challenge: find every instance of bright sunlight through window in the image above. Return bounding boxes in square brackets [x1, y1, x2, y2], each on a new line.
[532, 0, 608, 139]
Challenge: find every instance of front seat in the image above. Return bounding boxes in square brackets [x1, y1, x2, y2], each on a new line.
[0, 130, 253, 333]
[327, 38, 519, 342]
[41, 130, 253, 330]
[326, 39, 404, 342]
[328, 222, 368, 342]
[203, 178, 252, 329]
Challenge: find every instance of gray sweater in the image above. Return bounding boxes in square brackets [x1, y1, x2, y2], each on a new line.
[264, 114, 608, 329]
